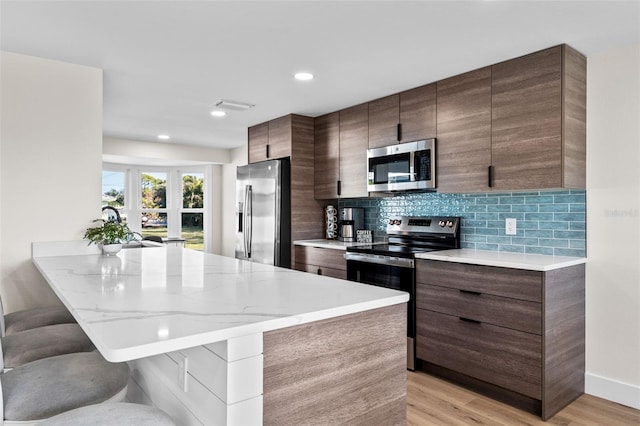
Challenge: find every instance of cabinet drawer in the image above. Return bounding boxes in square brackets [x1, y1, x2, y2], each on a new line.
[294, 263, 347, 280]
[416, 283, 541, 335]
[294, 246, 346, 271]
[416, 309, 541, 399]
[416, 260, 542, 302]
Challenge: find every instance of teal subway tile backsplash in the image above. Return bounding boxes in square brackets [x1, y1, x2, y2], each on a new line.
[338, 189, 586, 257]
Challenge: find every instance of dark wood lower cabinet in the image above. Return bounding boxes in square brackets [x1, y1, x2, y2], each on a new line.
[416, 260, 585, 420]
[294, 245, 347, 280]
[417, 309, 542, 399]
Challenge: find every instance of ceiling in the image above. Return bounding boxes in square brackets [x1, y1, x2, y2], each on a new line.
[2, 1, 639, 152]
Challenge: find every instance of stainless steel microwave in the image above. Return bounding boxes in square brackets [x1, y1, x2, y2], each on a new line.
[367, 139, 436, 192]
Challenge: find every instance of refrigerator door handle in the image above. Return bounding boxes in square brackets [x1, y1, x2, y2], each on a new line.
[244, 185, 252, 258]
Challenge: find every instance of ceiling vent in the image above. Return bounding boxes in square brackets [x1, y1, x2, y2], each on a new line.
[215, 99, 255, 112]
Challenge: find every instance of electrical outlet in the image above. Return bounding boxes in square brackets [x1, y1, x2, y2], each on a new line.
[505, 218, 517, 235]
[177, 353, 189, 392]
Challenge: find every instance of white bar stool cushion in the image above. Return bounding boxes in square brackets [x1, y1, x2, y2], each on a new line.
[2, 323, 95, 369]
[4, 306, 75, 336]
[1, 352, 129, 422]
[40, 403, 176, 426]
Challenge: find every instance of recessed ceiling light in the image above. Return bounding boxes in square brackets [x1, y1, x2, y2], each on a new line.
[210, 110, 226, 117]
[157, 134, 170, 140]
[294, 72, 314, 81]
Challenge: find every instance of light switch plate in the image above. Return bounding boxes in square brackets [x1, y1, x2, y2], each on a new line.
[505, 218, 517, 235]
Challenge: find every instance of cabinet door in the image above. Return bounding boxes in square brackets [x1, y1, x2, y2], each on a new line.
[399, 83, 436, 143]
[436, 68, 492, 193]
[491, 46, 562, 190]
[368, 94, 399, 149]
[314, 113, 340, 199]
[267, 115, 292, 160]
[248, 122, 269, 163]
[339, 104, 369, 198]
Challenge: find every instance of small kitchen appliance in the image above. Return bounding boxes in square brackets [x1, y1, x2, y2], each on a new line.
[344, 216, 460, 370]
[338, 207, 364, 242]
[367, 139, 436, 192]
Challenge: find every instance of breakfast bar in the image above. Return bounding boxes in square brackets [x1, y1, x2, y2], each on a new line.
[31, 242, 408, 425]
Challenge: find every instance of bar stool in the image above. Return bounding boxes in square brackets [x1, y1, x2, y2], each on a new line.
[1, 323, 95, 369]
[40, 403, 176, 425]
[1, 299, 75, 337]
[1, 352, 129, 424]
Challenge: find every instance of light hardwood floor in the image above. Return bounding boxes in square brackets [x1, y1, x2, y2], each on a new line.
[408, 371, 640, 425]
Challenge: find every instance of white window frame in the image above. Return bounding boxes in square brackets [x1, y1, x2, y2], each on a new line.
[102, 163, 212, 252]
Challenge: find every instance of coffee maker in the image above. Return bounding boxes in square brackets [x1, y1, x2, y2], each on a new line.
[338, 207, 364, 242]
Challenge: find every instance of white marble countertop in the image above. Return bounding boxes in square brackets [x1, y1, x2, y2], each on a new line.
[416, 248, 586, 271]
[293, 239, 384, 250]
[32, 245, 408, 362]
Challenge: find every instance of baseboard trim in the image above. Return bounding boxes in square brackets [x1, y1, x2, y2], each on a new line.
[585, 372, 640, 410]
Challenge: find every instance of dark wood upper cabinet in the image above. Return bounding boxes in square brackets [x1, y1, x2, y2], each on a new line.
[490, 45, 586, 191]
[368, 94, 400, 149]
[267, 115, 293, 160]
[339, 104, 369, 198]
[491, 46, 563, 190]
[436, 67, 492, 193]
[248, 122, 269, 163]
[368, 84, 437, 149]
[314, 112, 340, 199]
[248, 116, 292, 163]
[399, 83, 436, 143]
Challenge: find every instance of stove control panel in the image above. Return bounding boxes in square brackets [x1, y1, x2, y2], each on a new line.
[387, 216, 460, 235]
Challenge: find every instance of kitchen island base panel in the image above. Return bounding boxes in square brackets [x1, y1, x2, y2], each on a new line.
[126, 304, 407, 425]
[127, 346, 263, 425]
[263, 304, 407, 426]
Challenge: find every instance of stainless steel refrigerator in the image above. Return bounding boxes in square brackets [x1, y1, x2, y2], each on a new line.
[235, 159, 291, 267]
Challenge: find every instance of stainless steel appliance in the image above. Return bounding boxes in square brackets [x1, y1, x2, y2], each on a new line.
[235, 159, 291, 267]
[367, 139, 436, 192]
[338, 207, 364, 242]
[344, 216, 460, 370]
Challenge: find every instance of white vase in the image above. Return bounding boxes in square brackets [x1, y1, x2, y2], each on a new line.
[102, 243, 122, 256]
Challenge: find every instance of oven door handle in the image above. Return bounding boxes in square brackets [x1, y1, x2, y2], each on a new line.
[344, 252, 415, 268]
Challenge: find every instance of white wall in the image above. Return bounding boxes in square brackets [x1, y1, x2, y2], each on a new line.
[0, 52, 103, 313]
[586, 43, 640, 409]
[221, 145, 248, 258]
[103, 137, 231, 165]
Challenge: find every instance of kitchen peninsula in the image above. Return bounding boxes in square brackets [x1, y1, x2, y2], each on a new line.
[32, 242, 408, 425]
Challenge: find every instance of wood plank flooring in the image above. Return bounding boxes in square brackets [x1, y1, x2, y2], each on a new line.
[408, 371, 640, 425]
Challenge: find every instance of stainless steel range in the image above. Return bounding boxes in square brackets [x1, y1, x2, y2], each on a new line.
[344, 216, 461, 370]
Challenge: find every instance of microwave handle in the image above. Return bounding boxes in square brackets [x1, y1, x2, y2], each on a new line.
[409, 150, 416, 180]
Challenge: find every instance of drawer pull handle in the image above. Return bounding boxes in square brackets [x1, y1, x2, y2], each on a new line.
[459, 317, 481, 324]
[460, 289, 481, 296]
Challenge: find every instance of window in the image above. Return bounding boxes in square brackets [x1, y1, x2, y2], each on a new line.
[101, 165, 210, 251]
[102, 170, 127, 223]
[181, 173, 204, 250]
[141, 172, 168, 239]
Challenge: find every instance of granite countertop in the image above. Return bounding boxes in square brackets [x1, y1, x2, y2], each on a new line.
[32, 244, 408, 362]
[416, 248, 587, 271]
[294, 239, 385, 250]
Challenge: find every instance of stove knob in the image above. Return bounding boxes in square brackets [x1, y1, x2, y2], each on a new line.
[438, 220, 446, 227]
[394, 219, 401, 225]
[446, 220, 454, 228]
[388, 219, 394, 225]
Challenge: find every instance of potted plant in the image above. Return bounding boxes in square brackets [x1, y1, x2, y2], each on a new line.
[83, 219, 134, 255]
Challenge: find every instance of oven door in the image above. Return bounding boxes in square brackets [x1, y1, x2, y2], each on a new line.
[344, 253, 416, 370]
